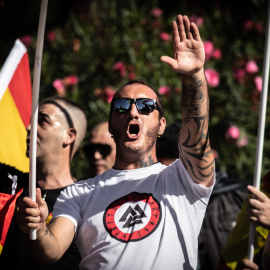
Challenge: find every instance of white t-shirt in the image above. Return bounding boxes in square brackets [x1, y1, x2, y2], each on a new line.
[53, 160, 215, 270]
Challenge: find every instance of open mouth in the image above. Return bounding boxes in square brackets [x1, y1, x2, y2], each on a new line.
[127, 123, 140, 139]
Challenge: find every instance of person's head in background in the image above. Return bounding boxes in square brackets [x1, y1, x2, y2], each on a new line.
[84, 121, 116, 177]
[156, 123, 181, 166]
[26, 96, 87, 163]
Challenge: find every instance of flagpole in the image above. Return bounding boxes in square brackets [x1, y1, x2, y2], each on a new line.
[247, 0, 270, 261]
[29, 0, 49, 240]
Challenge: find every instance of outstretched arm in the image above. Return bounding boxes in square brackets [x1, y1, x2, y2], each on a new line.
[161, 14, 214, 187]
[17, 188, 75, 264]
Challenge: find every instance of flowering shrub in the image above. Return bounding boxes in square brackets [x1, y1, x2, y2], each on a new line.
[16, 0, 270, 180]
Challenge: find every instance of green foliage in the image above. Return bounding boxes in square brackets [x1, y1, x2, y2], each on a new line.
[21, 0, 270, 181]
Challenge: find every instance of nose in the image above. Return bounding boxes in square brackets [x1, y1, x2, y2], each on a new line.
[94, 150, 103, 160]
[128, 103, 139, 119]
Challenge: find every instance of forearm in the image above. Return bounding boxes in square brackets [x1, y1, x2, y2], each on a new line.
[29, 222, 62, 264]
[179, 68, 214, 186]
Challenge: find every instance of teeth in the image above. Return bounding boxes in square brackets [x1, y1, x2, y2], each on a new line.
[131, 134, 136, 136]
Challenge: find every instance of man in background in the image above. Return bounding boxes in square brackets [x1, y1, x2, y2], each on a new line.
[0, 96, 87, 270]
[84, 121, 116, 177]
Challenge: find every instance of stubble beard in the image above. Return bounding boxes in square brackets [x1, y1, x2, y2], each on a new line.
[110, 124, 160, 155]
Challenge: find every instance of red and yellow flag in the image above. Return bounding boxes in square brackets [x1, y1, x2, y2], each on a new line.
[0, 189, 23, 254]
[0, 39, 32, 172]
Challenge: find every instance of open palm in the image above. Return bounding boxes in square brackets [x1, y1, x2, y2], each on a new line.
[161, 15, 205, 75]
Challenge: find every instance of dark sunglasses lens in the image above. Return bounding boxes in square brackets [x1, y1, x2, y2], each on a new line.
[136, 99, 155, 113]
[85, 144, 112, 157]
[113, 99, 131, 113]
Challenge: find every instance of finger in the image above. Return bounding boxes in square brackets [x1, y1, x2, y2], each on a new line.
[172, 21, 179, 54]
[190, 22, 201, 41]
[247, 185, 268, 202]
[247, 198, 262, 210]
[182, 15, 192, 40]
[177, 14, 186, 41]
[236, 258, 259, 270]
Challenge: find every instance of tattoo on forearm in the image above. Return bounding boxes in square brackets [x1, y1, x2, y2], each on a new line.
[140, 156, 155, 168]
[182, 76, 204, 125]
[44, 228, 53, 237]
[180, 75, 214, 182]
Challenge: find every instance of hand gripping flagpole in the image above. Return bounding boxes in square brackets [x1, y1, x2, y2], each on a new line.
[247, 0, 270, 261]
[29, 0, 49, 240]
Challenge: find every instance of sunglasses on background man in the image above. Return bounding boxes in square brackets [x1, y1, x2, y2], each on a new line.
[84, 143, 112, 158]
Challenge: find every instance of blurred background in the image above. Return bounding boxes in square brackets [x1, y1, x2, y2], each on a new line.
[0, 0, 269, 181]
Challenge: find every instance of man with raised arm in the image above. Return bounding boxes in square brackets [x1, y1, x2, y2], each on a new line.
[17, 14, 215, 270]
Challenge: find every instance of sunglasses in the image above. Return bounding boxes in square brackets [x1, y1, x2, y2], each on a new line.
[84, 143, 112, 158]
[112, 98, 160, 114]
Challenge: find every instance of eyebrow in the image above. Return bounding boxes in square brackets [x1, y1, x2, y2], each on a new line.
[38, 112, 51, 121]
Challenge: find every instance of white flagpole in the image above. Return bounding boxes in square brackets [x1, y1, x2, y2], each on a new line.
[247, 0, 270, 260]
[29, 0, 49, 240]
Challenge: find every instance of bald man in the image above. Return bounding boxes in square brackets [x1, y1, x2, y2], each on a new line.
[84, 121, 116, 176]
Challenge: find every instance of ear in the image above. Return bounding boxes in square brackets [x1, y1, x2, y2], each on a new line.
[158, 117, 166, 136]
[64, 128, 76, 146]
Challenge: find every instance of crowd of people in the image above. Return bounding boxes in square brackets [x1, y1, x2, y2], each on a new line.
[1, 13, 270, 270]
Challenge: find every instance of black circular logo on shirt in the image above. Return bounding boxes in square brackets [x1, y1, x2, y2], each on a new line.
[103, 192, 162, 242]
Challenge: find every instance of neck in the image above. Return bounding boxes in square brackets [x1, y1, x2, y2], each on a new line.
[113, 153, 158, 170]
[36, 159, 75, 190]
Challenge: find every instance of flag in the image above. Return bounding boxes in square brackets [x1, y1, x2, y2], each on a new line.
[0, 189, 23, 254]
[0, 39, 32, 173]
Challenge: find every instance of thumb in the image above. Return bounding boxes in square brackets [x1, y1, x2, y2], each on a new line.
[36, 188, 47, 207]
[160, 56, 178, 70]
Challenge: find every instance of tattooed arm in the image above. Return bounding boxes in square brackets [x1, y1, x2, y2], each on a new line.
[161, 14, 214, 186]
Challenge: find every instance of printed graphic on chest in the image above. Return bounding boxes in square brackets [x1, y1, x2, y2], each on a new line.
[103, 192, 161, 242]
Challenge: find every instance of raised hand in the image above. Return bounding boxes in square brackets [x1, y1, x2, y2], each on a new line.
[17, 188, 49, 234]
[160, 14, 205, 75]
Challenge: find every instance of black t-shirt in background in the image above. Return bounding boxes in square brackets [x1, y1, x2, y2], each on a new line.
[0, 162, 81, 270]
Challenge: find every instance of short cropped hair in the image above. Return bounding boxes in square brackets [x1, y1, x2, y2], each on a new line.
[40, 96, 87, 157]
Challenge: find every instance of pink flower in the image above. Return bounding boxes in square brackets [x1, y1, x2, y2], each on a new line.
[53, 79, 65, 97]
[254, 76, 262, 92]
[212, 49, 222, 59]
[47, 31, 57, 42]
[150, 7, 163, 17]
[205, 69, 220, 87]
[113, 62, 125, 71]
[190, 15, 204, 27]
[158, 86, 170, 95]
[159, 32, 170, 41]
[203, 41, 214, 60]
[64, 75, 79, 86]
[246, 60, 259, 73]
[19, 36, 32, 47]
[243, 20, 253, 31]
[237, 136, 249, 148]
[234, 69, 246, 82]
[211, 149, 219, 159]
[104, 86, 116, 103]
[128, 72, 136, 80]
[113, 62, 126, 77]
[255, 22, 264, 34]
[225, 126, 240, 140]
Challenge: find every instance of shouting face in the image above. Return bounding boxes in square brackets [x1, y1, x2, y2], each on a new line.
[110, 83, 166, 164]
